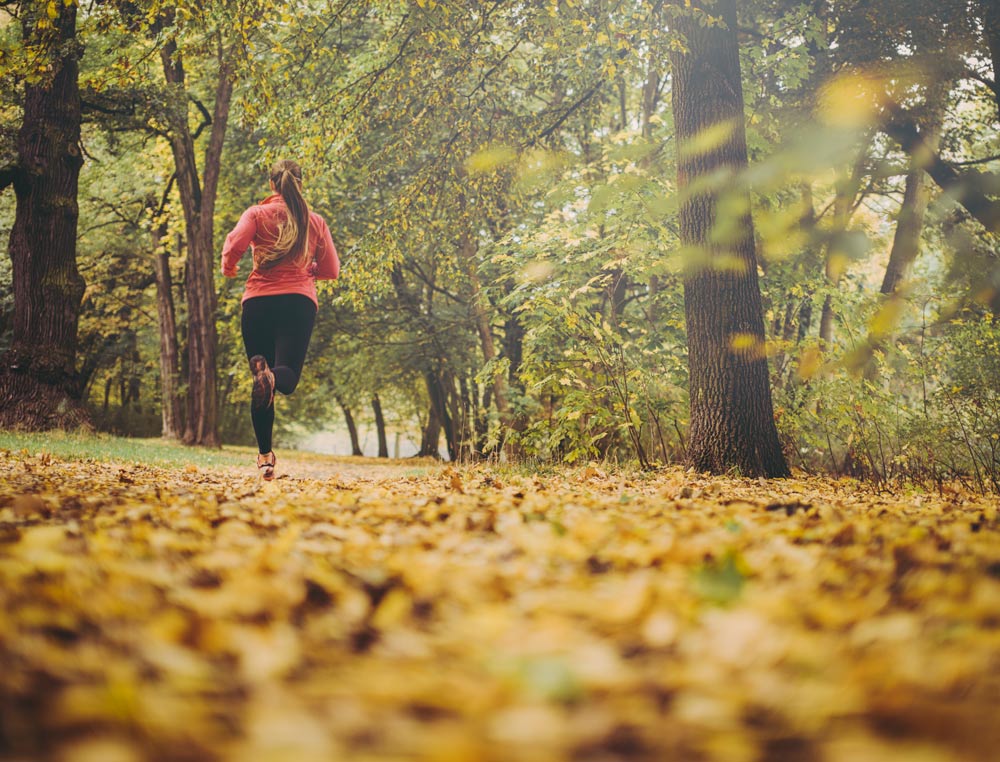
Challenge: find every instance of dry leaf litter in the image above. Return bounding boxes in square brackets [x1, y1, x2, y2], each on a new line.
[1, 451, 999, 761]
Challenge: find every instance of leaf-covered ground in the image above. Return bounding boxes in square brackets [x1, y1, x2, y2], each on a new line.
[2, 448, 1000, 762]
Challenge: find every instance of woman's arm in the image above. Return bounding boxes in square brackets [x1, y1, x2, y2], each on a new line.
[221, 207, 257, 277]
[312, 219, 340, 280]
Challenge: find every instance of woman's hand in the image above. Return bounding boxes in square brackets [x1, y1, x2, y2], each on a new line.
[307, 261, 319, 278]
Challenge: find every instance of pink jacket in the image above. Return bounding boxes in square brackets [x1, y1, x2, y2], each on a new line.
[221, 194, 340, 305]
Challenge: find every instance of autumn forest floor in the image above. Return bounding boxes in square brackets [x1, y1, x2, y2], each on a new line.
[2, 436, 1000, 762]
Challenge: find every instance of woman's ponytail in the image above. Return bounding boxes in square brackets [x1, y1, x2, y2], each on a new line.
[256, 159, 310, 269]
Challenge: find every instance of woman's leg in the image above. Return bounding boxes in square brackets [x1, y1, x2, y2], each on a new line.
[241, 297, 277, 454]
[272, 295, 317, 395]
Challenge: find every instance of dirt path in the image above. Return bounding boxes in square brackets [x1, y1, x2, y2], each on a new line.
[219, 450, 446, 484]
[2, 451, 1000, 761]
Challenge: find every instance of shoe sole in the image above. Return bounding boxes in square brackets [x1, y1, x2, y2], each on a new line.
[250, 355, 275, 409]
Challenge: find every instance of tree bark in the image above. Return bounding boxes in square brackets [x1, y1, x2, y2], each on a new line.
[152, 223, 184, 439]
[159, 36, 232, 447]
[0, 3, 88, 430]
[669, 0, 789, 477]
[372, 393, 389, 458]
[418, 402, 442, 458]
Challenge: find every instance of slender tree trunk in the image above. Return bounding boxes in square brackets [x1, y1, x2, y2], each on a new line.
[880, 172, 932, 295]
[980, 0, 1000, 121]
[819, 295, 835, 347]
[669, 0, 789, 477]
[152, 223, 184, 439]
[372, 393, 389, 458]
[820, 171, 856, 352]
[503, 312, 525, 385]
[103, 377, 113, 416]
[461, 233, 511, 422]
[474, 383, 490, 456]
[336, 396, 363, 456]
[862, 102, 944, 380]
[0, 3, 88, 429]
[640, 15, 662, 328]
[499, 294, 527, 449]
[797, 296, 813, 342]
[880, 105, 943, 295]
[424, 369, 458, 461]
[159, 38, 232, 447]
[640, 43, 661, 140]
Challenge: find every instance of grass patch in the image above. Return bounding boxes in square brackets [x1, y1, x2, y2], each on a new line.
[0, 430, 252, 470]
[0, 430, 436, 473]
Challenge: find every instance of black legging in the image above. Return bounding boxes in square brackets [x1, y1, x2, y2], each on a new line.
[241, 294, 317, 454]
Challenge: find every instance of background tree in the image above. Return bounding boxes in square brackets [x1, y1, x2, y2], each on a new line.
[0, 0, 87, 429]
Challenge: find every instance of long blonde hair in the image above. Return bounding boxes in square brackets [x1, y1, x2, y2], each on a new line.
[256, 159, 310, 269]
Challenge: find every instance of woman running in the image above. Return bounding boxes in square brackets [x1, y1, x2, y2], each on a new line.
[221, 159, 340, 479]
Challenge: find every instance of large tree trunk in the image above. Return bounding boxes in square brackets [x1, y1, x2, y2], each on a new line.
[152, 223, 184, 439]
[372, 393, 389, 458]
[0, 3, 88, 430]
[669, 0, 789, 477]
[159, 38, 232, 447]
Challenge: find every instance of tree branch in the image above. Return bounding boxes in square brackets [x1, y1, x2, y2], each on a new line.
[951, 152, 1000, 167]
[961, 66, 999, 96]
[156, 172, 177, 218]
[199, 47, 234, 227]
[884, 113, 1000, 234]
[0, 164, 17, 192]
[534, 80, 604, 144]
[189, 95, 212, 141]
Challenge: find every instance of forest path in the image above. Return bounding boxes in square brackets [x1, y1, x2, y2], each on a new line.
[2, 447, 1000, 761]
[218, 449, 446, 484]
